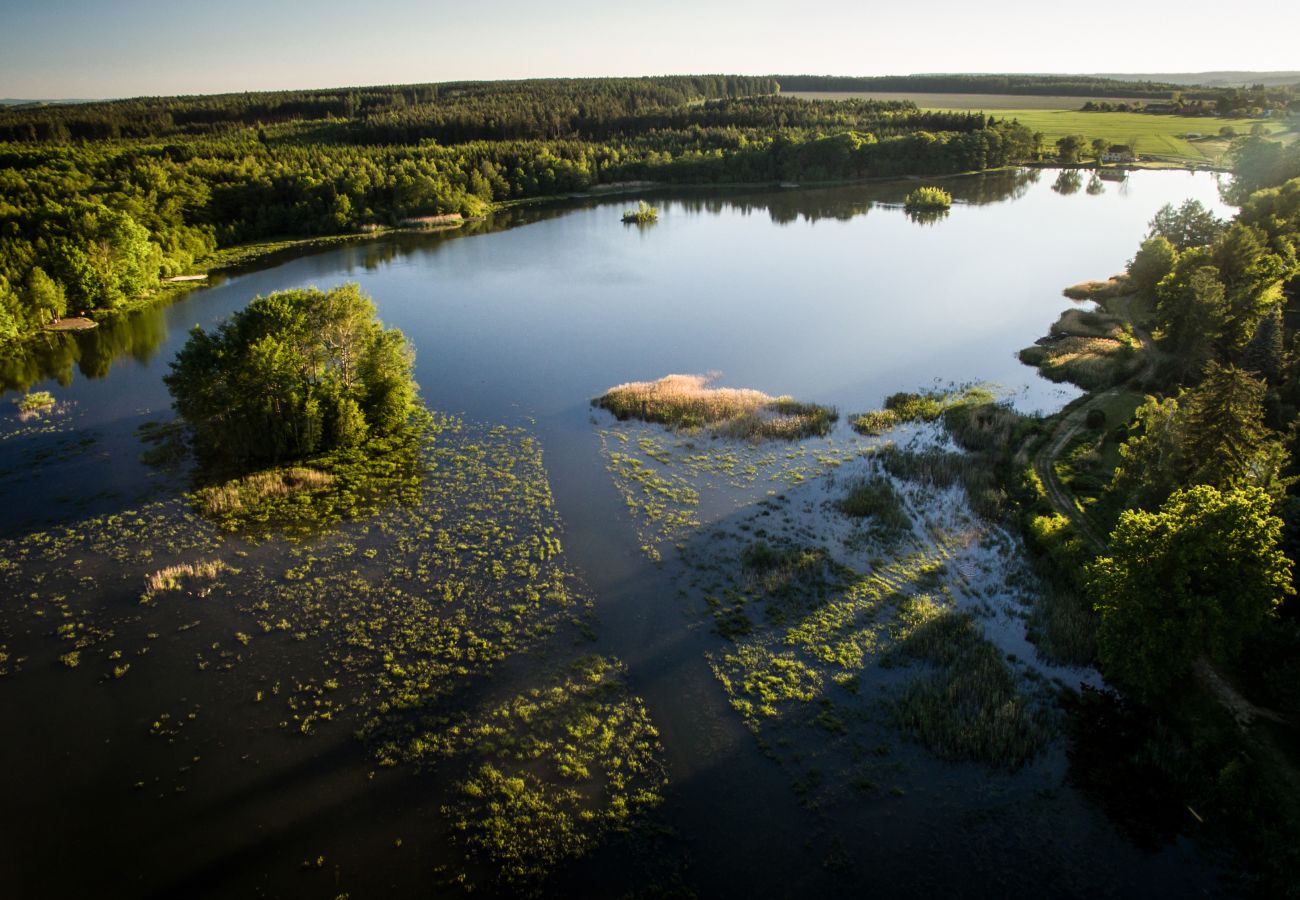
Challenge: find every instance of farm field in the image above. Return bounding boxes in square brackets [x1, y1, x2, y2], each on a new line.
[787, 91, 1294, 164]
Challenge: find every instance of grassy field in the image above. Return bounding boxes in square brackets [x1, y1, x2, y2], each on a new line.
[787, 91, 1295, 164]
[989, 108, 1291, 163]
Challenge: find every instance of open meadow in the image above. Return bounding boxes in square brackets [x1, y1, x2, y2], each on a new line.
[787, 90, 1295, 164]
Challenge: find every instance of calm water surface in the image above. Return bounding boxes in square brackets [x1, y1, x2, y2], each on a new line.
[0, 170, 1239, 898]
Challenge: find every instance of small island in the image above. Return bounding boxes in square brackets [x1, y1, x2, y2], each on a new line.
[622, 200, 659, 224]
[903, 186, 953, 211]
[164, 282, 421, 527]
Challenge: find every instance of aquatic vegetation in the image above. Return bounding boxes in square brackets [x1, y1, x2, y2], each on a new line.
[850, 409, 899, 436]
[596, 419, 866, 560]
[594, 373, 836, 440]
[15, 390, 55, 416]
[141, 559, 230, 602]
[889, 599, 1051, 768]
[836, 477, 912, 545]
[621, 200, 659, 224]
[0, 408, 669, 890]
[434, 657, 666, 886]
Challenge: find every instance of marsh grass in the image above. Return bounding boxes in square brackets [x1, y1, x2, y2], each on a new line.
[850, 409, 898, 435]
[198, 467, 335, 517]
[595, 374, 836, 440]
[1022, 308, 1140, 390]
[889, 597, 1050, 768]
[1062, 276, 1129, 302]
[142, 559, 229, 601]
[837, 477, 911, 545]
[1026, 584, 1098, 667]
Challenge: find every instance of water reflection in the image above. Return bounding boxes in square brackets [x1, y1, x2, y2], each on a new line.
[904, 207, 950, 226]
[0, 307, 170, 391]
[1053, 170, 1084, 195]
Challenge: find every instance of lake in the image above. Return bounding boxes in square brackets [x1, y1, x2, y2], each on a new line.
[0, 169, 1239, 897]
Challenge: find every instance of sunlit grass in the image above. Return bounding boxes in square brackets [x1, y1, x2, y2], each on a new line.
[595, 373, 836, 440]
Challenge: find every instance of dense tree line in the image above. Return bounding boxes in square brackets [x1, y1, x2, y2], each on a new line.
[0, 76, 779, 143]
[0, 81, 1036, 343]
[774, 73, 1202, 99]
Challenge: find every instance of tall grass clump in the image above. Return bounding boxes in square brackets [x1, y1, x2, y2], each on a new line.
[903, 186, 952, 210]
[141, 559, 230, 602]
[197, 467, 335, 517]
[595, 374, 836, 440]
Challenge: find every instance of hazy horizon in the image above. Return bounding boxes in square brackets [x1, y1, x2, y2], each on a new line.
[3, 0, 1296, 100]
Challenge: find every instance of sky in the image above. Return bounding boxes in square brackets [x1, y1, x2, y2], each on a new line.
[1, 0, 1297, 99]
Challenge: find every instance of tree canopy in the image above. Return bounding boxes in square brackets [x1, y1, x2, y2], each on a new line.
[164, 284, 416, 463]
[1088, 485, 1292, 700]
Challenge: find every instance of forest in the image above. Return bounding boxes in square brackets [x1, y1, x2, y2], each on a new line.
[0, 77, 1040, 342]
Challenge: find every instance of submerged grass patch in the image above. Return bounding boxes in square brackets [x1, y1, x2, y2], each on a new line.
[837, 476, 912, 546]
[595, 373, 836, 440]
[889, 598, 1051, 769]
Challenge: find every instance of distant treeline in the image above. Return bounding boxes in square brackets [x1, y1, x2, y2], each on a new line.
[0, 78, 1042, 341]
[0, 76, 779, 143]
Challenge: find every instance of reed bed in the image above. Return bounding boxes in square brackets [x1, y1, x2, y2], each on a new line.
[198, 467, 335, 516]
[595, 374, 836, 440]
[146, 559, 228, 593]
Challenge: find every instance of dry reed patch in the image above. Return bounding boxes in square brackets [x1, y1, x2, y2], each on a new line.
[595, 374, 836, 440]
[199, 467, 335, 517]
[142, 559, 229, 602]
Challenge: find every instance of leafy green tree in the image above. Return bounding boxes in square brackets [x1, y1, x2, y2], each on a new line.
[1055, 134, 1087, 164]
[1089, 485, 1292, 700]
[1126, 235, 1178, 305]
[165, 283, 417, 463]
[1091, 137, 1109, 162]
[24, 267, 66, 324]
[1147, 199, 1225, 250]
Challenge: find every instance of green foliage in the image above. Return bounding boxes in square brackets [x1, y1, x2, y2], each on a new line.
[621, 200, 658, 223]
[1089, 485, 1293, 701]
[890, 603, 1050, 768]
[837, 477, 912, 544]
[902, 186, 952, 210]
[1113, 366, 1289, 509]
[1126, 235, 1177, 304]
[1147, 199, 1225, 250]
[164, 283, 417, 464]
[1055, 134, 1088, 163]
